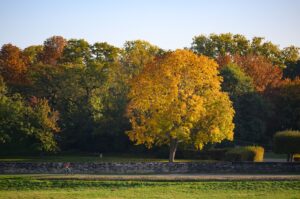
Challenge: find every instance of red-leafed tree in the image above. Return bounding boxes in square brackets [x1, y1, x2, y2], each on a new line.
[233, 54, 283, 92]
[0, 44, 28, 85]
[41, 36, 66, 65]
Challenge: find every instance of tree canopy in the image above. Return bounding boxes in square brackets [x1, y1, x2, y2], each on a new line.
[126, 50, 234, 162]
[0, 33, 299, 157]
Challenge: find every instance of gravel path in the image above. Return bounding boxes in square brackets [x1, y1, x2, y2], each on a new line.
[33, 174, 300, 181]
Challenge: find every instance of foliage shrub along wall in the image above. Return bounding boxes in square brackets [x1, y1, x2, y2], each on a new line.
[225, 146, 264, 162]
[273, 130, 300, 162]
[0, 34, 299, 158]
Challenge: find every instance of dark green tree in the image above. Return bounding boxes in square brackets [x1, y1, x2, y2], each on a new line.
[60, 39, 91, 65]
[0, 80, 59, 153]
[192, 33, 299, 67]
[122, 40, 162, 78]
[220, 64, 270, 144]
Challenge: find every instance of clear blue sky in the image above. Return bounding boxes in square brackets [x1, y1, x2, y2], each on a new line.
[0, 0, 299, 50]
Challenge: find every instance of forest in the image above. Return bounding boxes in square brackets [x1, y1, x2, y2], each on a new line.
[0, 33, 299, 157]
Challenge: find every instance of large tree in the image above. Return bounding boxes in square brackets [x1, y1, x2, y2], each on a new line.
[60, 39, 91, 66]
[220, 64, 270, 144]
[191, 33, 299, 67]
[0, 79, 59, 153]
[23, 45, 43, 66]
[91, 42, 121, 63]
[0, 44, 28, 85]
[122, 40, 163, 78]
[126, 50, 234, 162]
[283, 60, 300, 79]
[233, 54, 283, 92]
[266, 78, 300, 136]
[41, 36, 66, 65]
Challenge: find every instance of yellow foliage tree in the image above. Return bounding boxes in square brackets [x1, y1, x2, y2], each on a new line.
[126, 50, 235, 162]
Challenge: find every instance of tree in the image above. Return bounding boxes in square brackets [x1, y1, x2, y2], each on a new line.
[91, 42, 120, 63]
[23, 45, 43, 65]
[220, 64, 270, 144]
[126, 50, 234, 162]
[191, 33, 249, 58]
[191, 33, 299, 67]
[220, 63, 254, 96]
[281, 46, 299, 63]
[0, 44, 28, 85]
[29, 62, 111, 151]
[233, 54, 283, 92]
[60, 39, 91, 65]
[0, 80, 59, 152]
[41, 36, 66, 65]
[122, 40, 162, 78]
[283, 60, 300, 79]
[252, 40, 283, 67]
[266, 78, 300, 135]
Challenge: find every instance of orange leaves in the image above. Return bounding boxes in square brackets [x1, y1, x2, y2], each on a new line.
[233, 54, 282, 92]
[41, 36, 66, 65]
[0, 44, 28, 85]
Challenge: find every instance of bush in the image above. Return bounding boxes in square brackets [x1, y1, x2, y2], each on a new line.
[204, 148, 229, 160]
[273, 130, 300, 161]
[173, 148, 230, 160]
[225, 146, 264, 162]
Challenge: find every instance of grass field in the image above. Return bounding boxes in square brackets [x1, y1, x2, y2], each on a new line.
[0, 154, 216, 163]
[0, 175, 299, 199]
[0, 152, 293, 163]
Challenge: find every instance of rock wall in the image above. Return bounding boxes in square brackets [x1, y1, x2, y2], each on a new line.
[0, 162, 299, 174]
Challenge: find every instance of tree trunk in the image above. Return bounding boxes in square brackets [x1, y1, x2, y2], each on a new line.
[169, 138, 178, 163]
[287, 154, 294, 162]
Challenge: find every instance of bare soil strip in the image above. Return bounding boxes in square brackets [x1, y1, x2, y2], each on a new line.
[29, 174, 300, 181]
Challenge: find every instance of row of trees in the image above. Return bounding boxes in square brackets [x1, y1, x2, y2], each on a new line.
[0, 33, 299, 161]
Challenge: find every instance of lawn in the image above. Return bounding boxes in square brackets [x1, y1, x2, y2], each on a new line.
[1, 152, 297, 163]
[0, 154, 216, 163]
[0, 175, 299, 199]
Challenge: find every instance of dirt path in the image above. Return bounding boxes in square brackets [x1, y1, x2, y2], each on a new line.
[30, 174, 300, 181]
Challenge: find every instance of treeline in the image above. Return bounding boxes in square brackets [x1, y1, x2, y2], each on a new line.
[0, 33, 299, 154]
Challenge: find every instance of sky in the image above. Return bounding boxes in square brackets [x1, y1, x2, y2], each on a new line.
[0, 0, 299, 50]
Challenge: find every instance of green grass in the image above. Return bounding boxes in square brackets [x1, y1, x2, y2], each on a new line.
[264, 152, 300, 161]
[0, 154, 216, 163]
[0, 152, 298, 163]
[0, 175, 299, 199]
[264, 152, 286, 159]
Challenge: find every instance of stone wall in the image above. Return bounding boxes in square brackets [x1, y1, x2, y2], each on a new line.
[1, 162, 300, 174]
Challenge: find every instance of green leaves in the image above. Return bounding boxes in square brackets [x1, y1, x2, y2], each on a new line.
[192, 33, 299, 67]
[0, 90, 59, 152]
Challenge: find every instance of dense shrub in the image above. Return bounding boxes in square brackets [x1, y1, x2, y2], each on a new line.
[204, 148, 229, 160]
[273, 130, 300, 161]
[225, 146, 264, 162]
[176, 148, 230, 160]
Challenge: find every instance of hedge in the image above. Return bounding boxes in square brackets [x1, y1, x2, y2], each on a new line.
[273, 130, 300, 154]
[273, 130, 300, 161]
[225, 146, 264, 162]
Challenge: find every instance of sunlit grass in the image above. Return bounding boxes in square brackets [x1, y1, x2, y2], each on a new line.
[0, 175, 299, 199]
[0, 154, 217, 163]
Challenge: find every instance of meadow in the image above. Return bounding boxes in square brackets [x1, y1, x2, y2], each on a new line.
[0, 175, 299, 199]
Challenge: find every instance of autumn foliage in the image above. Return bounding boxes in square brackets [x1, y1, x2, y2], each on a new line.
[41, 36, 66, 65]
[233, 54, 282, 92]
[0, 34, 299, 159]
[126, 50, 235, 162]
[0, 44, 28, 85]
